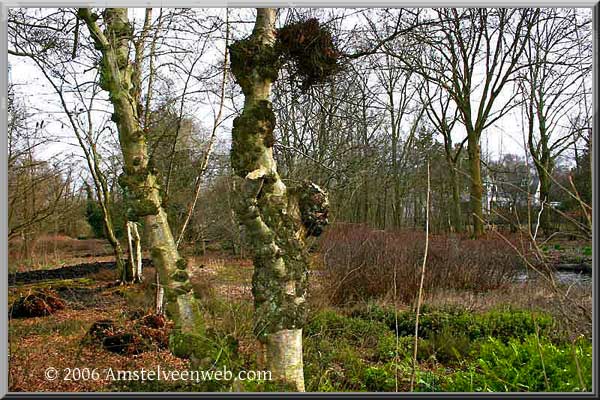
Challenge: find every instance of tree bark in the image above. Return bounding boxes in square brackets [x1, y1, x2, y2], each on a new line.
[78, 8, 203, 354]
[229, 8, 329, 391]
[126, 221, 142, 282]
[448, 164, 463, 233]
[537, 166, 552, 234]
[467, 132, 484, 237]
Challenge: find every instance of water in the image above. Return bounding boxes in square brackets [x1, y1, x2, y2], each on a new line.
[515, 270, 592, 286]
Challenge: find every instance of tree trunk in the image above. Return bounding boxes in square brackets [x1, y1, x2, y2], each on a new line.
[448, 165, 464, 233]
[126, 221, 142, 282]
[125, 221, 136, 283]
[537, 167, 552, 235]
[228, 9, 329, 391]
[78, 8, 203, 355]
[155, 270, 164, 315]
[467, 132, 484, 237]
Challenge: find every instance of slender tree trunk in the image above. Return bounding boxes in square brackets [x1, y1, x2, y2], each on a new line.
[85, 182, 127, 281]
[132, 222, 142, 281]
[448, 165, 463, 233]
[155, 270, 164, 315]
[126, 221, 142, 282]
[467, 132, 484, 237]
[125, 221, 136, 282]
[79, 8, 203, 356]
[229, 8, 329, 391]
[537, 167, 552, 235]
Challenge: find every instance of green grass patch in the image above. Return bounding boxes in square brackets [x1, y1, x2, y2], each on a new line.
[303, 305, 587, 392]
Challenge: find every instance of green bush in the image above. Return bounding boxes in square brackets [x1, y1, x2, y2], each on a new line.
[420, 328, 473, 363]
[352, 304, 555, 342]
[363, 366, 396, 391]
[442, 336, 592, 392]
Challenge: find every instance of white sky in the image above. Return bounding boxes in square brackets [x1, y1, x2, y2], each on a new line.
[8, 7, 592, 174]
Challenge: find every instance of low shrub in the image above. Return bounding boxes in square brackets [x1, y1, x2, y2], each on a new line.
[352, 304, 556, 342]
[318, 224, 522, 305]
[304, 309, 399, 391]
[304, 307, 588, 393]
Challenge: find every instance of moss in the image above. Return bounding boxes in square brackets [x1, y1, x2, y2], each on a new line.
[229, 38, 281, 95]
[169, 329, 238, 370]
[169, 331, 206, 359]
[170, 270, 189, 283]
[231, 100, 276, 177]
[131, 198, 159, 217]
[176, 258, 188, 270]
[172, 281, 193, 296]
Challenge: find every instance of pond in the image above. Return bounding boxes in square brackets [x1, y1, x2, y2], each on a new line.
[515, 269, 592, 286]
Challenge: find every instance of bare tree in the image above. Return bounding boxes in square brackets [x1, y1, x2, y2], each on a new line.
[519, 8, 592, 234]
[8, 8, 131, 279]
[229, 9, 331, 389]
[390, 8, 539, 237]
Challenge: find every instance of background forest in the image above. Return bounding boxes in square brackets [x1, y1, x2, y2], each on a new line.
[6, 7, 593, 393]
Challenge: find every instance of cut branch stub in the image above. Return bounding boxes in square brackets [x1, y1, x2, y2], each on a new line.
[294, 181, 329, 237]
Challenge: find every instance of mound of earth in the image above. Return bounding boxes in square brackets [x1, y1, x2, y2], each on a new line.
[84, 314, 171, 355]
[9, 289, 66, 318]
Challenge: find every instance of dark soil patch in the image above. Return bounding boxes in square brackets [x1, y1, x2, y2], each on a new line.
[54, 284, 120, 309]
[9, 259, 153, 285]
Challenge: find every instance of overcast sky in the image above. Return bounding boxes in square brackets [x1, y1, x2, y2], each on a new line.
[8, 7, 592, 175]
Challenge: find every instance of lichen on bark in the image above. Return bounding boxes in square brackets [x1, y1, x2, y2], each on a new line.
[229, 9, 332, 391]
[79, 7, 203, 359]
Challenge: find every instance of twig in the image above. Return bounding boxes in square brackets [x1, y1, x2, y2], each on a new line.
[534, 318, 549, 390]
[176, 9, 230, 248]
[410, 160, 430, 391]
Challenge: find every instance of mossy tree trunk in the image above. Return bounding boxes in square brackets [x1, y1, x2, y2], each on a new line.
[78, 7, 203, 350]
[229, 8, 330, 391]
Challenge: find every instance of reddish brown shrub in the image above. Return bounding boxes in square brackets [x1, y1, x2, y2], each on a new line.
[317, 223, 523, 305]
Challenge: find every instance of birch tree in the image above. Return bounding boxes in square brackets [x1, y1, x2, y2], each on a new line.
[78, 7, 204, 357]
